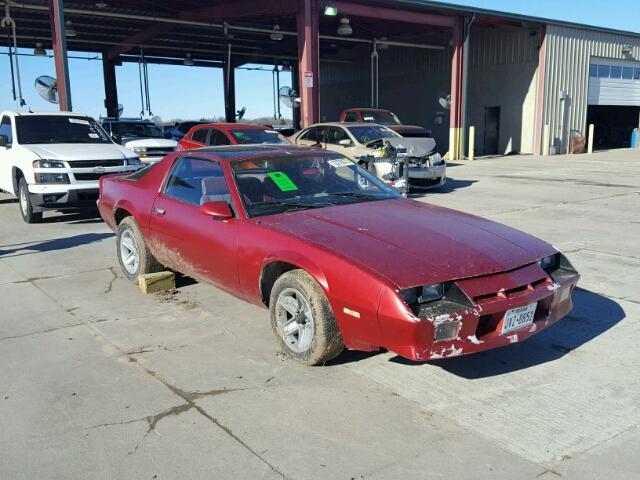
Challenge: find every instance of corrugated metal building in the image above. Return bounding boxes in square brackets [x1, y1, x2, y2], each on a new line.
[542, 25, 640, 152]
[316, 2, 640, 156]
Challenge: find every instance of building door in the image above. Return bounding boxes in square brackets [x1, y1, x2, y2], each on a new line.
[484, 106, 500, 155]
[587, 60, 640, 149]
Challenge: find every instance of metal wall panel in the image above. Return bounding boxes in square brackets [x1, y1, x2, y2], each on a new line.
[542, 25, 640, 152]
[470, 26, 538, 68]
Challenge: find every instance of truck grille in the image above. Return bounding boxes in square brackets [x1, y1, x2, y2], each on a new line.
[70, 159, 125, 168]
[74, 172, 109, 181]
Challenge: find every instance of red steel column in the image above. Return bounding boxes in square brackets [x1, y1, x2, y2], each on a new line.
[297, 0, 320, 127]
[48, 0, 72, 111]
[449, 15, 464, 160]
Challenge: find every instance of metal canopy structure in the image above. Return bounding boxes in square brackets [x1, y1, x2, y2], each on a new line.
[3, 0, 549, 157]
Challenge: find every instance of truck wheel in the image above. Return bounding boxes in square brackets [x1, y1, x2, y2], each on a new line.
[270, 270, 344, 365]
[18, 177, 42, 224]
[116, 216, 163, 281]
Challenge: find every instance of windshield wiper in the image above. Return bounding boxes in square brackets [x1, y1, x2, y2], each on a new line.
[326, 192, 386, 199]
[250, 200, 335, 211]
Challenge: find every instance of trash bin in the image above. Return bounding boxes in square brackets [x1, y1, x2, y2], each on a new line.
[632, 129, 640, 149]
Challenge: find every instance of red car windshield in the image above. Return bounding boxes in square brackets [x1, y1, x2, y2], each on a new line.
[230, 129, 289, 145]
[231, 153, 398, 217]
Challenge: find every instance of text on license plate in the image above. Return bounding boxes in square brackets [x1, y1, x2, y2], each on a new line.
[502, 302, 537, 334]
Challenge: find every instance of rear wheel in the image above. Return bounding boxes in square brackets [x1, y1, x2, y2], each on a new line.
[116, 216, 163, 281]
[18, 177, 42, 224]
[269, 270, 344, 365]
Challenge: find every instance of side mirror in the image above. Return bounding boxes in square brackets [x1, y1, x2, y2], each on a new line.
[338, 138, 352, 147]
[0, 134, 8, 147]
[111, 134, 122, 144]
[200, 201, 233, 220]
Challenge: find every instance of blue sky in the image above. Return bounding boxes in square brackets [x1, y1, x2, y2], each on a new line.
[1, 0, 637, 121]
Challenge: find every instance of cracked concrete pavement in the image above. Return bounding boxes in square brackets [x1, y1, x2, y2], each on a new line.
[1, 149, 639, 479]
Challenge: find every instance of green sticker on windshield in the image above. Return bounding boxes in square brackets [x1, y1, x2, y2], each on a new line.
[268, 171, 298, 192]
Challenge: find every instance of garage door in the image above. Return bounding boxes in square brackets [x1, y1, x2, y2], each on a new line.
[588, 59, 640, 106]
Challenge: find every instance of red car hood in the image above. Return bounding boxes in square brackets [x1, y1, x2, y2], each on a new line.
[256, 199, 555, 289]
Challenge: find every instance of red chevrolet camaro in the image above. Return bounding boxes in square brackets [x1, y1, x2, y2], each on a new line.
[98, 145, 580, 365]
[178, 122, 290, 150]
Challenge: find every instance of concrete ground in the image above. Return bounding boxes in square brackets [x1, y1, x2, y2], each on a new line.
[1, 149, 639, 479]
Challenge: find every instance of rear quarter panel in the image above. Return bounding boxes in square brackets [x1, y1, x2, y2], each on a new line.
[98, 158, 173, 235]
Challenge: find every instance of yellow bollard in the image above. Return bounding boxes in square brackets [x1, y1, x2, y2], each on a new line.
[588, 124, 594, 153]
[468, 126, 475, 161]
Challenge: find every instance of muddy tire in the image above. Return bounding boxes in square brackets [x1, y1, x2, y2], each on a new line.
[116, 216, 163, 281]
[18, 177, 42, 224]
[269, 269, 344, 365]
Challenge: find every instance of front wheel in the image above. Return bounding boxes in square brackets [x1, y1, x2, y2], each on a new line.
[116, 216, 163, 281]
[18, 177, 42, 224]
[269, 270, 344, 365]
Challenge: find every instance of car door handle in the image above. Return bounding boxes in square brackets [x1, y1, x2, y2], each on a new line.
[153, 207, 166, 216]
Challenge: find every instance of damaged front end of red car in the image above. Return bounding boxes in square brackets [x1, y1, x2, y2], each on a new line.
[378, 253, 580, 361]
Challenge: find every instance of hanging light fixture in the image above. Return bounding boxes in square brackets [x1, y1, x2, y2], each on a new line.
[270, 23, 284, 41]
[281, 62, 291, 72]
[33, 42, 47, 56]
[337, 17, 352, 36]
[323, 5, 338, 16]
[183, 53, 195, 66]
[65, 20, 77, 37]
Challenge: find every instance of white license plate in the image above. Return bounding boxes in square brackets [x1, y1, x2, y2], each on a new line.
[502, 302, 537, 334]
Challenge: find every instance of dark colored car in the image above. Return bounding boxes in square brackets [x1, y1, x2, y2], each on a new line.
[169, 121, 206, 141]
[98, 145, 579, 365]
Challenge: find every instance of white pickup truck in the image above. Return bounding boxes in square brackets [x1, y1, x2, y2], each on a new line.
[0, 110, 143, 223]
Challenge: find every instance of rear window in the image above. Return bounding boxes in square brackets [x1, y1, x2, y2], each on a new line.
[230, 129, 288, 145]
[191, 128, 209, 143]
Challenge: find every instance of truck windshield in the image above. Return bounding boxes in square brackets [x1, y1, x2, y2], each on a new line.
[361, 110, 401, 125]
[230, 129, 289, 145]
[347, 125, 399, 144]
[110, 122, 165, 138]
[15, 115, 112, 145]
[232, 152, 398, 217]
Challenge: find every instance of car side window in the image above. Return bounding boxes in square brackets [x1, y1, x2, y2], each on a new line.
[191, 128, 208, 144]
[299, 128, 317, 143]
[315, 126, 328, 144]
[164, 157, 231, 206]
[344, 113, 358, 122]
[209, 129, 231, 146]
[0, 116, 14, 145]
[326, 127, 349, 145]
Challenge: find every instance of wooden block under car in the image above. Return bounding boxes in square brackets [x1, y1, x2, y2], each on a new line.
[138, 271, 175, 294]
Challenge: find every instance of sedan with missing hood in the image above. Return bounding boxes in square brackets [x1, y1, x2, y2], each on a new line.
[294, 122, 445, 191]
[98, 145, 579, 365]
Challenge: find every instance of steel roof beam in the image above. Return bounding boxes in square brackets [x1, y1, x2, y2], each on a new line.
[331, 1, 455, 28]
